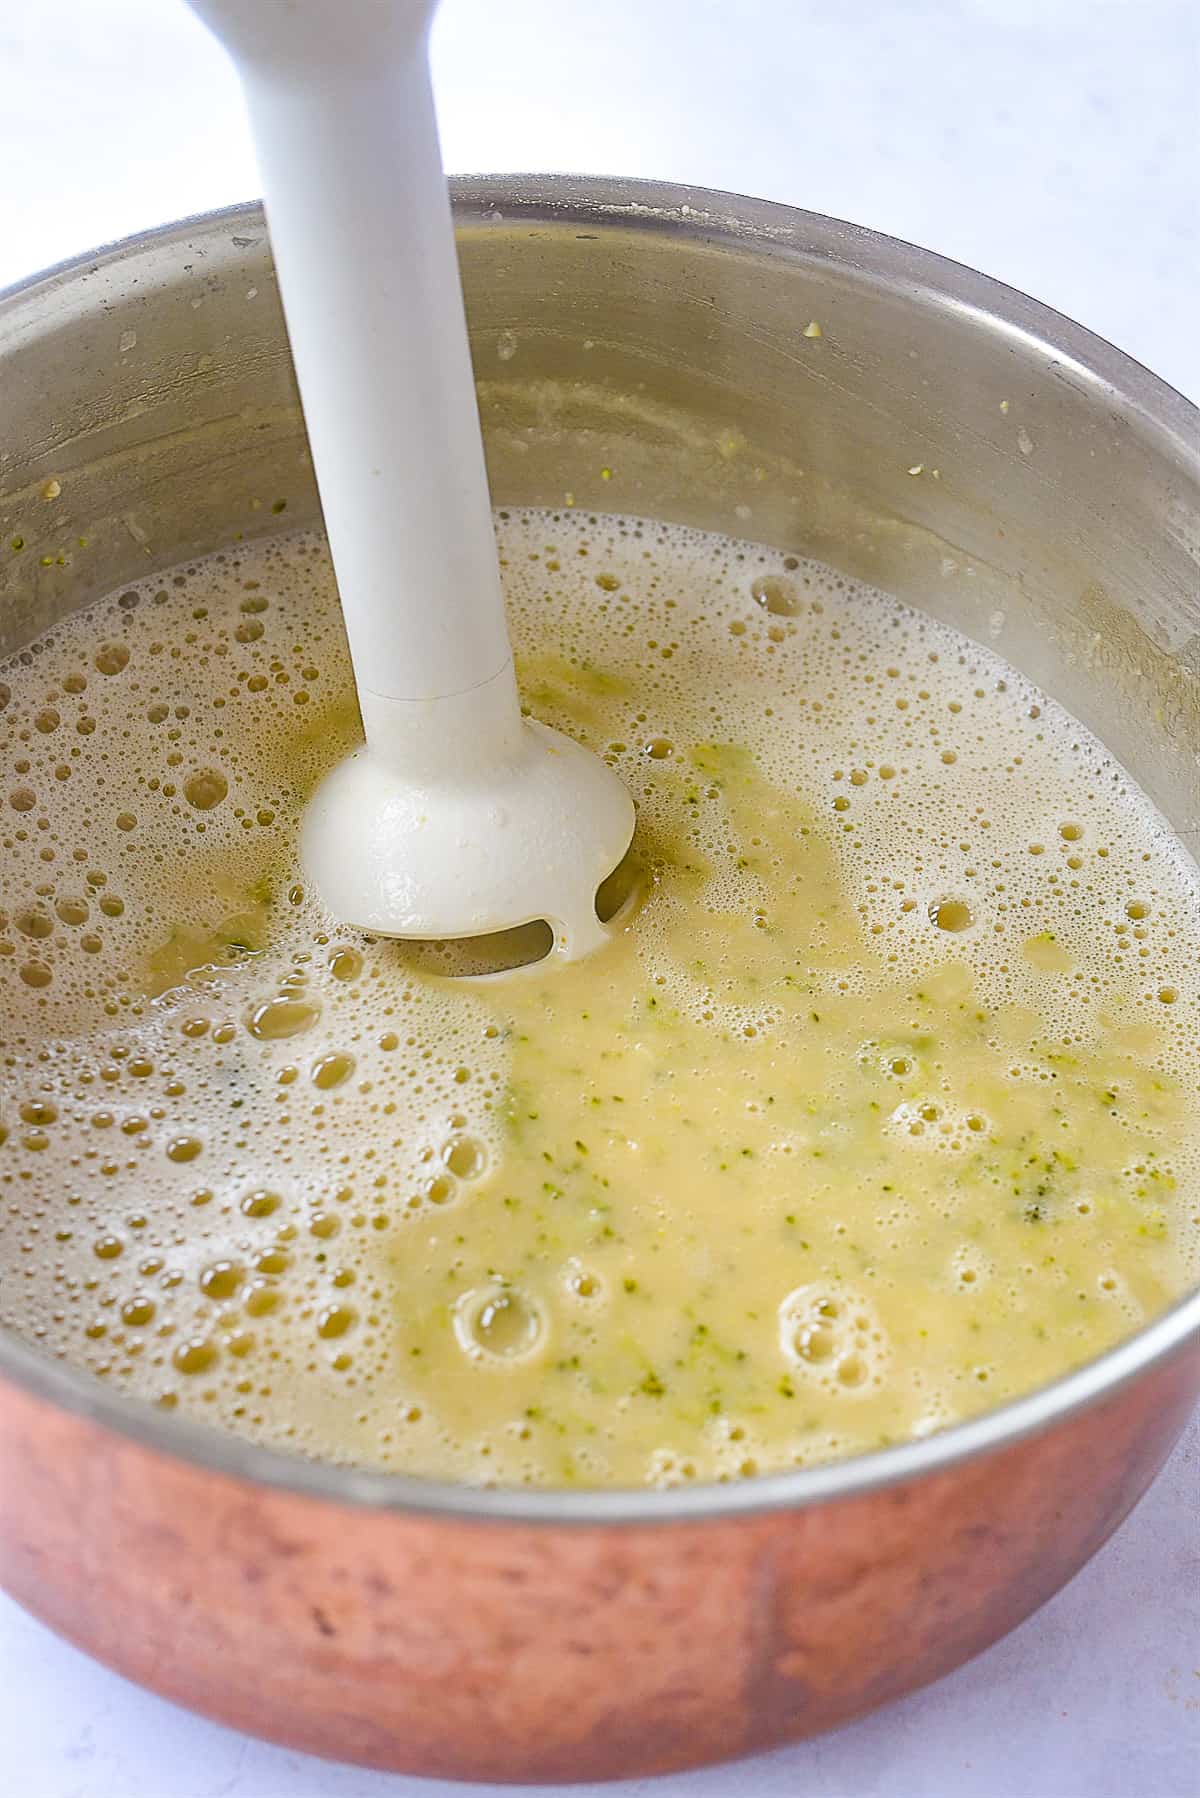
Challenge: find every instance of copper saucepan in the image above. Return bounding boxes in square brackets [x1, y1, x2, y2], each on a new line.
[1, 178, 1197, 1784]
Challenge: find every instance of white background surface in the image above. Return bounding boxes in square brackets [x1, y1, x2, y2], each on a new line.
[1, 1, 1198, 1793]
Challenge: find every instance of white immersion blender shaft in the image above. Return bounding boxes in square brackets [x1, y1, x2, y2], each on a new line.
[188, 0, 523, 774]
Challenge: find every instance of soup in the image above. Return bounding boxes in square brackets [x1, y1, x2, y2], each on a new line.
[1, 510, 1196, 1485]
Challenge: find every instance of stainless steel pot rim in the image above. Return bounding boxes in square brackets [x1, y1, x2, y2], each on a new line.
[1, 178, 1197, 1526]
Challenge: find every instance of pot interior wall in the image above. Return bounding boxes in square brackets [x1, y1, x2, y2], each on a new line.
[2, 182, 1197, 841]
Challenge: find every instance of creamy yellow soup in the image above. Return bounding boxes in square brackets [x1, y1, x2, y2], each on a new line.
[1, 512, 1196, 1487]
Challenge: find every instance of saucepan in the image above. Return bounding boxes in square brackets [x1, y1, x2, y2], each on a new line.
[0, 178, 1197, 1783]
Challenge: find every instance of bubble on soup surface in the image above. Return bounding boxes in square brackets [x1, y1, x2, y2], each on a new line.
[94, 642, 130, 675]
[930, 898, 973, 933]
[166, 1136, 203, 1163]
[184, 769, 229, 811]
[173, 1336, 218, 1376]
[199, 1259, 244, 1301]
[312, 1051, 355, 1090]
[246, 996, 320, 1040]
[455, 1286, 544, 1361]
[750, 573, 801, 616]
[317, 1303, 357, 1339]
[443, 1135, 486, 1178]
[241, 1189, 281, 1218]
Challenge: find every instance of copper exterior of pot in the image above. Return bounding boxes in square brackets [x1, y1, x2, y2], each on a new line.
[1, 180, 1198, 1782]
[0, 1341, 1195, 1781]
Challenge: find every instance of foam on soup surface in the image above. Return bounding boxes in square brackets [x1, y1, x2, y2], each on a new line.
[1, 512, 1197, 1486]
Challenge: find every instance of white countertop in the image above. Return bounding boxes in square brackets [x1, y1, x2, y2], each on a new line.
[2, 2, 1197, 1793]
